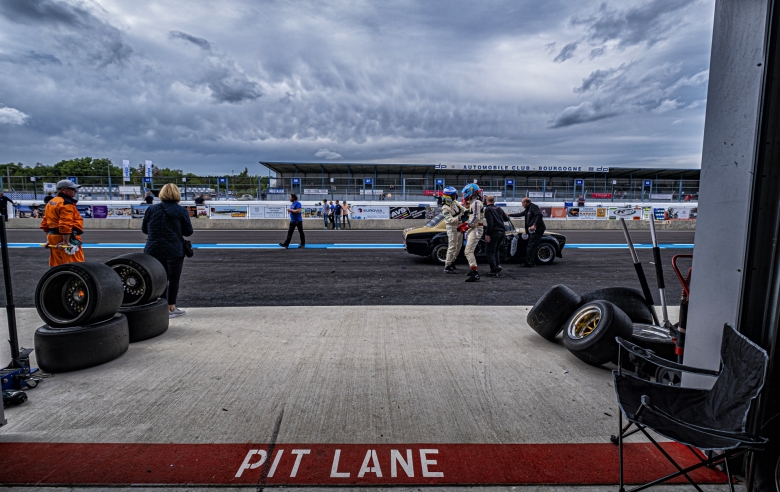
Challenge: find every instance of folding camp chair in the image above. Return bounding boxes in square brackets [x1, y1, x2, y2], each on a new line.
[613, 323, 768, 492]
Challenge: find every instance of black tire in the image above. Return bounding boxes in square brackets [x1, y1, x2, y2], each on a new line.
[431, 242, 448, 264]
[630, 323, 677, 359]
[563, 300, 633, 366]
[581, 287, 655, 324]
[654, 366, 681, 386]
[106, 253, 167, 307]
[536, 241, 556, 265]
[34, 314, 129, 373]
[120, 298, 169, 343]
[35, 262, 124, 328]
[527, 285, 582, 340]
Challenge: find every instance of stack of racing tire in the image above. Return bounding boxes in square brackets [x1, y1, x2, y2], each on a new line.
[527, 285, 677, 380]
[34, 254, 169, 373]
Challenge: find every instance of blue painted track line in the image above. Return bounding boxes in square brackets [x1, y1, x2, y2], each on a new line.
[7, 242, 693, 250]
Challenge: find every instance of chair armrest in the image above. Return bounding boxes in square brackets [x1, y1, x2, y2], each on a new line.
[616, 337, 720, 376]
[639, 396, 767, 447]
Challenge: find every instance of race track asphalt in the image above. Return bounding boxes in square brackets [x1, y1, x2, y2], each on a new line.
[4, 229, 694, 308]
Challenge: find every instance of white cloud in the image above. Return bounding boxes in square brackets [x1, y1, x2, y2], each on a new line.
[0, 107, 29, 125]
[652, 99, 681, 113]
[314, 148, 342, 160]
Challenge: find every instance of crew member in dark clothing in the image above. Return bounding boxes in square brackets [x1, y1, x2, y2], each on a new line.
[510, 197, 546, 268]
[194, 194, 205, 204]
[43, 192, 54, 204]
[143, 192, 154, 204]
[0, 192, 14, 222]
[483, 195, 510, 277]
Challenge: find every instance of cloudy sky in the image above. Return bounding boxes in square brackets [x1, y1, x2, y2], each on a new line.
[0, 0, 715, 174]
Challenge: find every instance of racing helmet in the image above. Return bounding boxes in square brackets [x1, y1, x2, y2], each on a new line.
[461, 183, 481, 201]
[442, 186, 458, 199]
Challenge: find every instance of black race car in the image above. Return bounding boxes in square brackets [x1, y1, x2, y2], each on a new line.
[402, 213, 566, 265]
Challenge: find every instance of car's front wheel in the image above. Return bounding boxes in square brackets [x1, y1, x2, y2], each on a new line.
[431, 243, 448, 264]
[536, 242, 556, 264]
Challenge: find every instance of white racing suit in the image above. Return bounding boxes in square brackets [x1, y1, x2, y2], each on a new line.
[463, 198, 484, 268]
[442, 199, 465, 267]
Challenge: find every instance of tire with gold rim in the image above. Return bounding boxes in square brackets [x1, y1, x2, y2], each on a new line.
[562, 300, 632, 366]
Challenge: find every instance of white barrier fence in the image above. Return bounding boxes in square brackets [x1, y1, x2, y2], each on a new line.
[9, 201, 698, 221]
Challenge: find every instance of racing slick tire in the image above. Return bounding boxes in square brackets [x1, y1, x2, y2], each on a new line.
[581, 287, 655, 324]
[34, 314, 130, 373]
[120, 297, 169, 343]
[431, 242, 448, 265]
[35, 262, 124, 328]
[563, 300, 633, 366]
[536, 241, 557, 265]
[527, 284, 582, 341]
[106, 253, 167, 307]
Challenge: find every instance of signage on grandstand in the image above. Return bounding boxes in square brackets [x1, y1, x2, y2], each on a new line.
[267, 188, 287, 194]
[528, 192, 554, 198]
[432, 164, 609, 172]
[304, 189, 329, 195]
[650, 194, 674, 200]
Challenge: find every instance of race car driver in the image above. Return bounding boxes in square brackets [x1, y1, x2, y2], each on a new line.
[459, 183, 484, 282]
[441, 186, 465, 273]
[40, 179, 85, 267]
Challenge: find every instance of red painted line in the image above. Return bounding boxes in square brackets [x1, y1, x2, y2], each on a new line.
[0, 442, 726, 486]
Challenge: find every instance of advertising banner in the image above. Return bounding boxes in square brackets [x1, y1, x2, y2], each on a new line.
[184, 205, 209, 218]
[303, 207, 320, 218]
[528, 192, 554, 198]
[352, 205, 389, 219]
[209, 205, 248, 219]
[76, 205, 93, 219]
[389, 206, 430, 219]
[43, 182, 56, 193]
[653, 208, 666, 220]
[264, 206, 287, 219]
[106, 205, 133, 218]
[92, 205, 108, 219]
[267, 188, 286, 194]
[144, 160, 153, 178]
[304, 189, 329, 195]
[14, 205, 38, 218]
[590, 193, 612, 199]
[132, 205, 150, 219]
[122, 160, 131, 182]
[483, 191, 502, 197]
[566, 207, 602, 219]
[664, 206, 697, 219]
[607, 206, 644, 220]
[248, 206, 263, 218]
[359, 189, 384, 195]
[551, 207, 567, 219]
[650, 193, 674, 200]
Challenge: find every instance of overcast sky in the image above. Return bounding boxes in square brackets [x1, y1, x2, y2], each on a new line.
[0, 0, 715, 174]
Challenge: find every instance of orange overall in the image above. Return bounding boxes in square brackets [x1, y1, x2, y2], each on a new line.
[40, 195, 85, 266]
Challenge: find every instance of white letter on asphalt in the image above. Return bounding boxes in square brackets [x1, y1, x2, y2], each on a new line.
[235, 449, 267, 478]
[330, 449, 350, 478]
[420, 449, 443, 478]
[390, 449, 414, 477]
[357, 449, 383, 478]
[267, 449, 283, 478]
[289, 449, 310, 477]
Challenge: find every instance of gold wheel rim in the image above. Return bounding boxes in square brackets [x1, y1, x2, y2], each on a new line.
[567, 306, 602, 339]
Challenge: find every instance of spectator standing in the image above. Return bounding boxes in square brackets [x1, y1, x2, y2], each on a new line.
[577, 195, 585, 207]
[142, 183, 193, 318]
[342, 202, 351, 229]
[194, 194, 205, 205]
[0, 192, 14, 222]
[328, 201, 335, 229]
[333, 200, 342, 230]
[279, 193, 305, 249]
[43, 192, 54, 204]
[143, 192, 154, 204]
[483, 196, 510, 277]
[321, 199, 329, 229]
[510, 197, 546, 268]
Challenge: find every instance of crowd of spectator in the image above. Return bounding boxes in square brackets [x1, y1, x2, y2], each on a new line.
[320, 199, 351, 229]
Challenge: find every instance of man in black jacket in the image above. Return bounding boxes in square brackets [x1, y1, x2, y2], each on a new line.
[483, 195, 510, 277]
[510, 197, 546, 268]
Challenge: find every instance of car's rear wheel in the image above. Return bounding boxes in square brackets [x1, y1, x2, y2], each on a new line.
[431, 243, 448, 264]
[537, 242, 556, 264]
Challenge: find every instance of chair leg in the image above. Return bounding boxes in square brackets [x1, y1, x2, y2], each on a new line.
[724, 455, 735, 492]
[619, 410, 625, 491]
[637, 426, 705, 492]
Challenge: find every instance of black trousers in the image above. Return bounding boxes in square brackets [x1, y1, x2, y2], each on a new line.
[284, 221, 305, 246]
[152, 256, 184, 306]
[486, 231, 505, 272]
[525, 231, 543, 266]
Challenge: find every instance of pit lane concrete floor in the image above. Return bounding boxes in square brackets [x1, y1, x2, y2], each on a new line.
[0, 306, 738, 490]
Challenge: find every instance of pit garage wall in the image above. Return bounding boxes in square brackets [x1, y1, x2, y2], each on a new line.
[684, 0, 770, 387]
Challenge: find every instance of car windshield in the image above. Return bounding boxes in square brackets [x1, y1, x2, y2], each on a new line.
[425, 213, 444, 227]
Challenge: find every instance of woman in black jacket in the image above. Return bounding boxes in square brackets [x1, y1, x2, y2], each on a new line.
[142, 183, 193, 318]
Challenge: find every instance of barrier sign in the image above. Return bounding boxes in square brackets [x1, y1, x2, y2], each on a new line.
[590, 193, 612, 199]
[106, 205, 132, 218]
[267, 188, 286, 194]
[528, 192, 553, 198]
[43, 182, 56, 193]
[650, 194, 674, 200]
[353, 206, 389, 219]
[304, 189, 329, 195]
[389, 206, 430, 220]
[264, 206, 287, 219]
[359, 190, 384, 196]
[665, 206, 698, 219]
[566, 207, 603, 219]
[132, 205, 149, 219]
[210, 205, 248, 219]
[607, 207, 647, 220]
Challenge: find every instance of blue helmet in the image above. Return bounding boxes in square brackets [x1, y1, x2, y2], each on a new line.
[461, 183, 481, 200]
[442, 186, 458, 198]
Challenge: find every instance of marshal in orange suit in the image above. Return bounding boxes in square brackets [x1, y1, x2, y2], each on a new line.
[40, 180, 85, 266]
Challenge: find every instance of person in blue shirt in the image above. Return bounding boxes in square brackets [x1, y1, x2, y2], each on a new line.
[321, 199, 329, 229]
[333, 200, 342, 229]
[279, 193, 305, 249]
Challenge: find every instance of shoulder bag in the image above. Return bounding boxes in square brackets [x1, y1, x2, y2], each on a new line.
[161, 204, 194, 257]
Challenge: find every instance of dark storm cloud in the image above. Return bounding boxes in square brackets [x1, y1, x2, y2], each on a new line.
[573, 0, 697, 48]
[168, 30, 211, 51]
[550, 102, 615, 128]
[554, 42, 578, 62]
[0, 50, 62, 65]
[574, 67, 622, 93]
